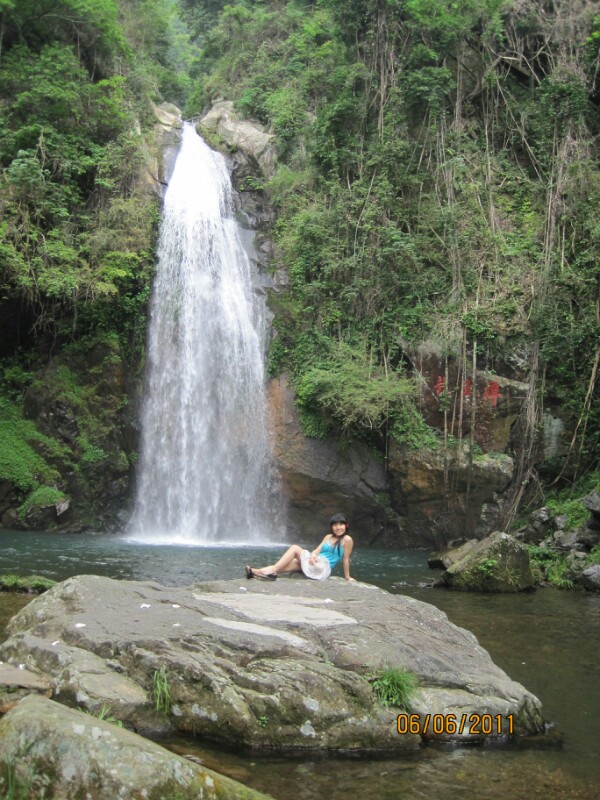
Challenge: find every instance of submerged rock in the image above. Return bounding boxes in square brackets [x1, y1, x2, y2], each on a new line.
[0, 695, 272, 800]
[0, 575, 544, 749]
[441, 531, 535, 592]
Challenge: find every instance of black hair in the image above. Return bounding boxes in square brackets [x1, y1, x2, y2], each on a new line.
[328, 513, 348, 554]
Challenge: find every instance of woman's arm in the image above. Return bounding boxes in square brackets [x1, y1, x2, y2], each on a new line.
[309, 536, 328, 563]
[342, 536, 355, 581]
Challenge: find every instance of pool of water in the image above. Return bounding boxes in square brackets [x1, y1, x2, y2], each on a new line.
[1, 529, 598, 799]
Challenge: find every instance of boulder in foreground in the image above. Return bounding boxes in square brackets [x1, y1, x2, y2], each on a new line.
[0, 575, 544, 747]
[0, 695, 272, 800]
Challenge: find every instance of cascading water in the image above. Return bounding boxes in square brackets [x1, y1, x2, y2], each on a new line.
[129, 123, 283, 544]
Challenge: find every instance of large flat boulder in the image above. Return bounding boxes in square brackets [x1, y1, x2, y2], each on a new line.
[0, 575, 544, 748]
[0, 695, 272, 800]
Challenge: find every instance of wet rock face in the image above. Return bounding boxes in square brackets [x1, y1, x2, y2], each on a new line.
[146, 101, 183, 196]
[388, 446, 514, 548]
[267, 375, 388, 540]
[438, 531, 535, 592]
[17, 340, 131, 531]
[0, 575, 544, 751]
[0, 695, 273, 800]
[404, 349, 529, 453]
[267, 374, 518, 546]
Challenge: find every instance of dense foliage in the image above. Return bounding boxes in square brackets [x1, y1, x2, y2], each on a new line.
[185, 0, 600, 512]
[0, 0, 194, 523]
[1, 0, 598, 527]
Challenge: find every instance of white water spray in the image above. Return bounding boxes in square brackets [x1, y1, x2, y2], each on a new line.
[129, 123, 282, 544]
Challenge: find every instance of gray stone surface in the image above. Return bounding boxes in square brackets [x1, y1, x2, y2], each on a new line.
[0, 663, 51, 712]
[515, 506, 553, 544]
[579, 564, 600, 591]
[0, 575, 544, 747]
[199, 101, 276, 177]
[583, 490, 600, 514]
[441, 531, 535, 592]
[428, 540, 479, 570]
[0, 695, 272, 800]
[545, 529, 585, 552]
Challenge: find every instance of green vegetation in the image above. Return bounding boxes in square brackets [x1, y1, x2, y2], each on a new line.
[185, 0, 599, 512]
[0, 396, 63, 492]
[541, 471, 600, 530]
[0, 742, 36, 800]
[371, 666, 419, 711]
[476, 558, 499, 583]
[586, 545, 600, 567]
[0, 574, 56, 593]
[152, 665, 171, 716]
[83, 704, 123, 727]
[1, 1, 599, 528]
[0, 1, 190, 525]
[0, 761, 32, 800]
[528, 546, 574, 589]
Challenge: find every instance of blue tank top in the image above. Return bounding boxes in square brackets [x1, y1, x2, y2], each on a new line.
[320, 537, 344, 569]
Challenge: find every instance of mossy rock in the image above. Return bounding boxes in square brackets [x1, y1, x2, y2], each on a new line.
[442, 532, 535, 592]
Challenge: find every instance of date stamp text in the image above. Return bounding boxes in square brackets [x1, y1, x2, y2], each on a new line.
[397, 712, 514, 736]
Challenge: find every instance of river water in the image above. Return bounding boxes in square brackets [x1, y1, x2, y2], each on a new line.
[1, 530, 598, 799]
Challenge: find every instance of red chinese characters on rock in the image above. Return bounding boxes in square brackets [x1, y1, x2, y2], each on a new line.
[432, 377, 501, 407]
[483, 380, 501, 407]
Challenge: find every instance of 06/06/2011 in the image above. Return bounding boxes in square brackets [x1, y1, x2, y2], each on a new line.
[396, 713, 515, 736]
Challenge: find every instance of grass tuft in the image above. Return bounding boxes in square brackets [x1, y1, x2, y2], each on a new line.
[371, 666, 420, 711]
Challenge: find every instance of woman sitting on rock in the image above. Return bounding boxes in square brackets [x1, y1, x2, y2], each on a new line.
[245, 513, 356, 582]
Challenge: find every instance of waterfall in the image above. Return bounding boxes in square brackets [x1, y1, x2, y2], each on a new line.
[129, 123, 283, 544]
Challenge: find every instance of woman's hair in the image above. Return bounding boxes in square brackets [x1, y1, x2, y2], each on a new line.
[328, 513, 348, 554]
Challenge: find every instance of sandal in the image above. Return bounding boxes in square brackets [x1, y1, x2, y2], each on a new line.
[246, 566, 277, 581]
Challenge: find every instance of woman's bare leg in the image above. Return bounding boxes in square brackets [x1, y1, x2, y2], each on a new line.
[251, 544, 304, 576]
